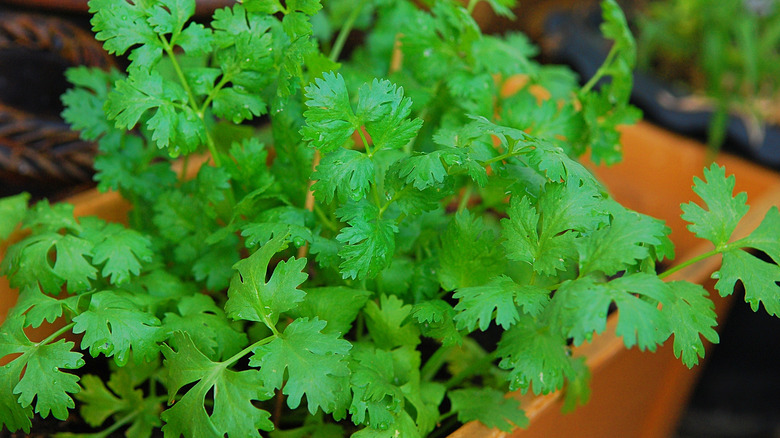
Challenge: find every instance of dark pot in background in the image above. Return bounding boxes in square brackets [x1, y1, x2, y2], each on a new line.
[539, 6, 780, 170]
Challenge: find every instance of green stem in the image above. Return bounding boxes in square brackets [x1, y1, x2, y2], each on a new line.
[355, 310, 365, 341]
[313, 204, 340, 233]
[93, 407, 144, 438]
[328, 0, 368, 62]
[659, 248, 723, 280]
[580, 47, 618, 95]
[129, 192, 143, 228]
[421, 345, 453, 382]
[436, 410, 457, 425]
[457, 185, 473, 213]
[466, 0, 479, 15]
[159, 34, 222, 167]
[180, 155, 190, 180]
[38, 322, 76, 347]
[224, 334, 278, 368]
[482, 143, 521, 166]
[160, 36, 199, 109]
[358, 126, 373, 157]
[445, 351, 498, 389]
[200, 73, 232, 115]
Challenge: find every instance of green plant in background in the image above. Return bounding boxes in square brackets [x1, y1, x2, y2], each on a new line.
[0, 0, 779, 436]
[637, 0, 780, 149]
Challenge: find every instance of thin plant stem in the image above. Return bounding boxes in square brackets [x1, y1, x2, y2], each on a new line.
[466, 0, 479, 15]
[659, 248, 723, 280]
[329, 0, 369, 62]
[38, 322, 76, 346]
[223, 334, 277, 368]
[457, 185, 473, 213]
[273, 381, 286, 429]
[581, 47, 618, 95]
[159, 35, 222, 167]
[298, 150, 322, 259]
[92, 407, 145, 438]
[445, 350, 498, 389]
[421, 345, 453, 382]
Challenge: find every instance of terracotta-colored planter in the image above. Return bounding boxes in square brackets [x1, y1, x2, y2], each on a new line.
[1, 122, 779, 436]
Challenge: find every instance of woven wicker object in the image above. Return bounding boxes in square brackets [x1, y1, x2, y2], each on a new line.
[0, 10, 113, 197]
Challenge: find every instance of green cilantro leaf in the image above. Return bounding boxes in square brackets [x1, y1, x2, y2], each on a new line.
[681, 164, 749, 247]
[448, 387, 528, 432]
[349, 345, 405, 429]
[395, 151, 448, 191]
[147, 0, 195, 36]
[61, 67, 123, 142]
[552, 274, 672, 350]
[212, 5, 275, 91]
[454, 276, 520, 331]
[302, 73, 421, 153]
[360, 80, 422, 151]
[561, 357, 591, 413]
[12, 285, 80, 329]
[250, 317, 352, 415]
[241, 206, 314, 248]
[72, 290, 164, 366]
[76, 367, 164, 434]
[226, 234, 308, 328]
[85, 222, 153, 285]
[364, 294, 421, 350]
[335, 201, 398, 280]
[212, 87, 267, 124]
[301, 72, 356, 152]
[578, 0, 641, 164]
[289, 286, 372, 336]
[192, 234, 241, 292]
[438, 211, 505, 291]
[351, 410, 421, 438]
[713, 206, 780, 315]
[0, 316, 83, 422]
[454, 275, 549, 332]
[2, 232, 97, 295]
[105, 70, 204, 155]
[162, 332, 274, 438]
[0, 358, 33, 433]
[502, 180, 605, 275]
[177, 21, 214, 56]
[312, 148, 375, 204]
[497, 315, 573, 395]
[163, 294, 248, 361]
[24, 200, 81, 234]
[411, 300, 463, 346]
[716, 248, 780, 316]
[577, 205, 668, 276]
[0, 192, 29, 240]
[664, 281, 719, 368]
[88, 0, 158, 58]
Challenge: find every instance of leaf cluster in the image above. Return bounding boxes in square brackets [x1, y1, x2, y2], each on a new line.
[1, 0, 779, 437]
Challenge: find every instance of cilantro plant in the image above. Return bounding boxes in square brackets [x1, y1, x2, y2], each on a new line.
[1, 0, 779, 436]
